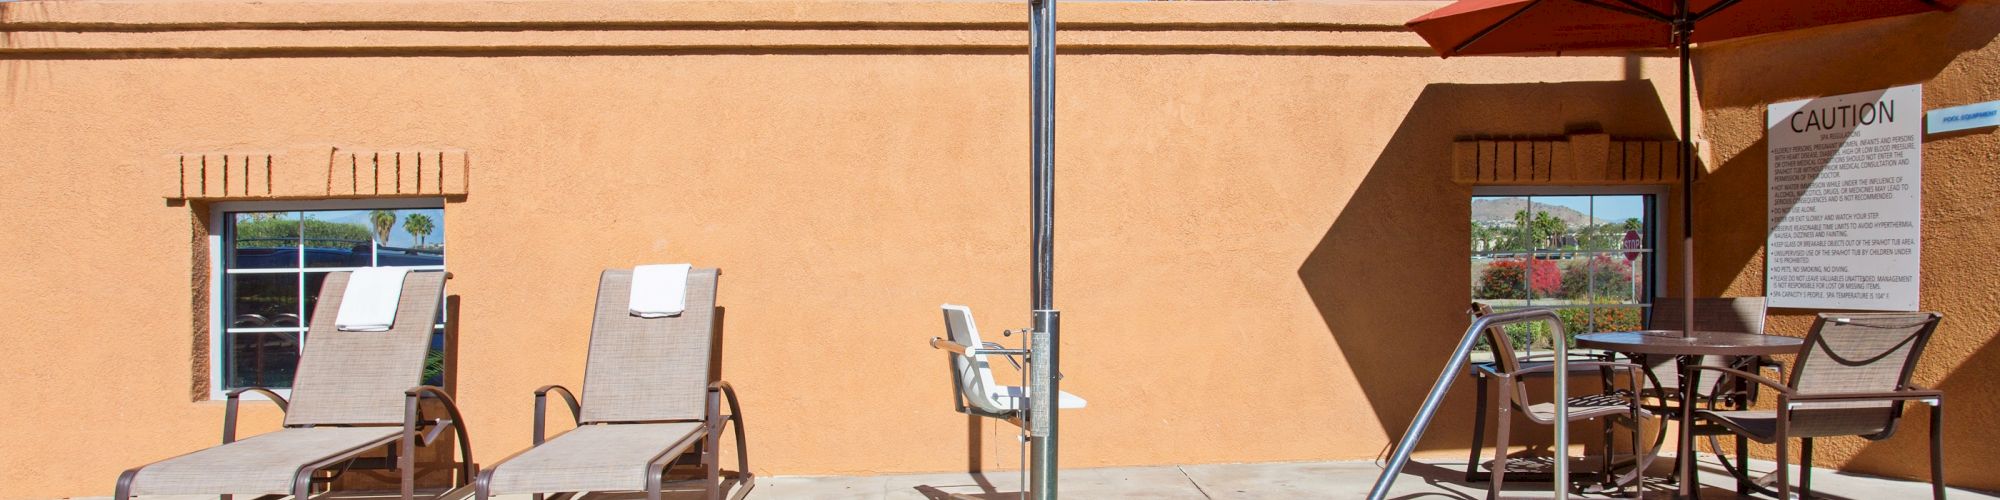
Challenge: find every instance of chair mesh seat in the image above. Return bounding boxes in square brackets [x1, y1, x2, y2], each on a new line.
[1526, 394, 1650, 421]
[485, 423, 704, 494]
[130, 426, 402, 495]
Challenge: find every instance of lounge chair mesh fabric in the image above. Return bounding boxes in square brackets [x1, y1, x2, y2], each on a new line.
[1710, 312, 1935, 438]
[486, 423, 704, 493]
[286, 271, 448, 426]
[484, 268, 718, 494]
[130, 427, 403, 495]
[578, 268, 717, 424]
[130, 271, 446, 495]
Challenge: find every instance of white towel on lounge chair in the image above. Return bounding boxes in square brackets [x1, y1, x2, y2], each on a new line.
[629, 264, 691, 318]
[334, 267, 410, 331]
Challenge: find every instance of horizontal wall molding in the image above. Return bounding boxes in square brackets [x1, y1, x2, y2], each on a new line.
[166, 147, 467, 200]
[1451, 133, 1683, 186]
[0, 0, 1462, 57]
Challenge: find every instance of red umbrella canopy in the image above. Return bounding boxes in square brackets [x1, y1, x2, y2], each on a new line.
[1408, 0, 1961, 58]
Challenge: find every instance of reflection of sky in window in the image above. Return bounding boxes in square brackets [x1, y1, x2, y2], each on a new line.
[306, 210, 443, 248]
[1480, 195, 1646, 225]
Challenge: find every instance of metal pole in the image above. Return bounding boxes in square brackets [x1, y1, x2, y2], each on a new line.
[1367, 309, 1567, 500]
[1027, 0, 1060, 498]
[1677, 1, 1696, 338]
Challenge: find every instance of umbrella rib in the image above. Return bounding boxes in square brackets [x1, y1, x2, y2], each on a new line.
[1693, 0, 1745, 22]
[1573, 0, 1672, 23]
[1576, 0, 1672, 22]
[1452, 0, 1547, 55]
[1607, 0, 1673, 21]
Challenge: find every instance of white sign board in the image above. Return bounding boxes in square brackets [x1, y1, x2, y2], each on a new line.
[1766, 84, 1922, 311]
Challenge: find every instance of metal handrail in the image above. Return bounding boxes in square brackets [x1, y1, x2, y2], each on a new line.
[1368, 308, 1572, 500]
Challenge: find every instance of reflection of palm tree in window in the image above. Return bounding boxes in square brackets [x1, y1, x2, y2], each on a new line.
[403, 213, 435, 248]
[369, 210, 397, 244]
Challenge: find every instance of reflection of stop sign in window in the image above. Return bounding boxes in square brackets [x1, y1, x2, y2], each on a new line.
[1623, 230, 1642, 261]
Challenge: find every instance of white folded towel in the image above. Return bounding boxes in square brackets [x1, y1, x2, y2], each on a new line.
[335, 267, 411, 332]
[630, 264, 692, 318]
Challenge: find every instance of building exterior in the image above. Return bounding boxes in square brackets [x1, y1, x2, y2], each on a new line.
[0, 0, 1993, 497]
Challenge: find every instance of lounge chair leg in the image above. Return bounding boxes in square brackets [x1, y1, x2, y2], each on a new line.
[1800, 438, 1814, 499]
[1931, 403, 1945, 500]
[1467, 374, 1489, 482]
[1489, 403, 1510, 500]
[1736, 434, 1750, 496]
[1776, 420, 1791, 500]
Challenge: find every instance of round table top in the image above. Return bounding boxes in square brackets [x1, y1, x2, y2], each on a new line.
[1575, 330, 1804, 356]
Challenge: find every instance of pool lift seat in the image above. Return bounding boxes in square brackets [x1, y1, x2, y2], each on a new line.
[931, 304, 1085, 429]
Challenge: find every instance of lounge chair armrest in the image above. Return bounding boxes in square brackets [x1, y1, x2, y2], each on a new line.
[223, 387, 289, 443]
[711, 381, 751, 478]
[403, 385, 477, 484]
[533, 384, 581, 445]
[1683, 365, 1794, 397]
[1502, 361, 1647, 377]
[1787, 389, 1944, 406]
[1501, 361, 1654, 405]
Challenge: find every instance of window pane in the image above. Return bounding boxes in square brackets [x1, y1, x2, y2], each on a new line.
[227, 331, 300, 389]
[1472, 196, 1531, 254]
[1533, 253, 1584, 305]
[302, 210, 376, 268]
[1590, 253, 1644, 305]
[1528, 196, 1590, 250]
[303, 271, 331, 324]
[1582, 195, 1648, 251]
[378, 208, 444, 267]
[230, 212, 299, 269]
[1472, 257, 1530, 308]
[229, 273, 299, 327]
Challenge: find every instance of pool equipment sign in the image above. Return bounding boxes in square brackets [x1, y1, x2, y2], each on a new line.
[1927, 99, 2000, 135]
[1766, 84, 1923, 311]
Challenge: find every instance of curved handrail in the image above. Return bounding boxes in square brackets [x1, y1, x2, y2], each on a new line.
[1368, 308, 1570, 500]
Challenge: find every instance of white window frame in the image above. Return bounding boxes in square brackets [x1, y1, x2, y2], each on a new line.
[1470, 185, 1670, 333]
[205, 197, 446, 401]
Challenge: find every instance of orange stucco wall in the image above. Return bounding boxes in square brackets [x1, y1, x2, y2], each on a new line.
[1693, 0, 2000, 491]
[0, 0, 1988, 497]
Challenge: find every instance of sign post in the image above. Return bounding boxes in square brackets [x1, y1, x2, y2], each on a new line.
[1766, 84, 1923, 311]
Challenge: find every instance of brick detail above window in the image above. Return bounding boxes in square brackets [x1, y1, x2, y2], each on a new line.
[1452, 134, 1683, 185]
[167, 147, 468, 200]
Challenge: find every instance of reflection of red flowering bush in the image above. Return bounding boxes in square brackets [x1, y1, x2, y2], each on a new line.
[1475, 258, 1562, 299]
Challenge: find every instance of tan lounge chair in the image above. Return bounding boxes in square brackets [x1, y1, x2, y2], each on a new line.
[474, 267, 752, 500]
[1692, 312, 1946, 500]
[1464, 303, 1652, 499]
[116, 270, 473, 499]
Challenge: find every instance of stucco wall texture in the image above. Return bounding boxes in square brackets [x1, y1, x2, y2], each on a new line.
[0, 0, 1987, 497]
[1694, 0, 2000, 492]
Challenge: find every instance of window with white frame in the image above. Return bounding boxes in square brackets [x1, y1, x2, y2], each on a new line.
[212, 200, 445, 395]
[1470, 189, 1658, 349]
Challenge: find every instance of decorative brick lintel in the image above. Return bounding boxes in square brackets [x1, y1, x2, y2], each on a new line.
[166, 147, 468, 200]
[1452, 134, 1685, 186]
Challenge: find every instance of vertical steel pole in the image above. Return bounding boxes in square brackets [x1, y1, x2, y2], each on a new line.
[1677, 1, 1696, 338]
[1027, 0, 1060, 498]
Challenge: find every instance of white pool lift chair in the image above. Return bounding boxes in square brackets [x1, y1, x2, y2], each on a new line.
[932, 304, 1084, 424]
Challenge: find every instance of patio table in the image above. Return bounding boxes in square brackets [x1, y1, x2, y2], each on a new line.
[1576, 330, 1803, 499]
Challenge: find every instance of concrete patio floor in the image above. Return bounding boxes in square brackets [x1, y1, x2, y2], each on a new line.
[80, 453, 1995, 499]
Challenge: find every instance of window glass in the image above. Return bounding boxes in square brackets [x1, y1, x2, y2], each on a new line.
[1472, 194, 1654, 350]
[219, 205, 446, 392]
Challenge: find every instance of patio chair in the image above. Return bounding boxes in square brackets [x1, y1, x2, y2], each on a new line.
[1640, 297, 1781, 483]
[938, 304, 1085, 424]
[473, 266, 752, 500]
[1463, 303, 1652, 499]
[116, 270, 473, 499]
[1463, 302, 1611, 482]
[1692, 312, 1946, 500]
